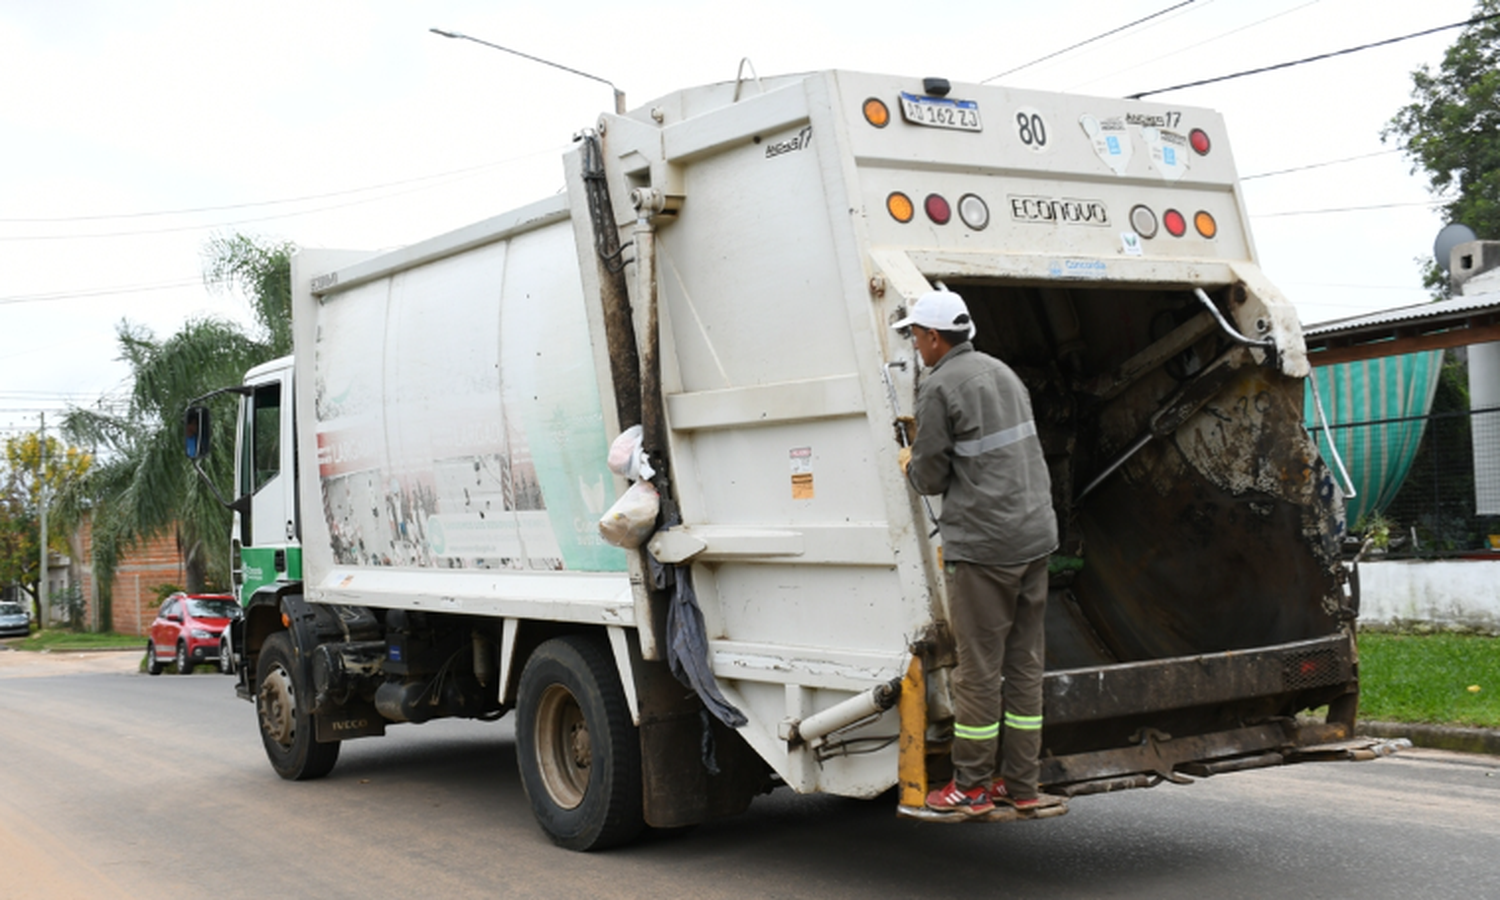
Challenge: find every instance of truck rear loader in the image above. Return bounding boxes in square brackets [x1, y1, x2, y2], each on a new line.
[187, 69, 1397, 850]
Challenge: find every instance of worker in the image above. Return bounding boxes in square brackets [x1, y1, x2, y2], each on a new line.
[892, 288, 1063, 818]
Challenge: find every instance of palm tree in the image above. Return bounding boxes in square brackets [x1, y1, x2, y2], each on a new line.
[62, 234, 294, 617]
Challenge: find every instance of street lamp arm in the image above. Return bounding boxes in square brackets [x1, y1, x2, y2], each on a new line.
[429, 28, 626, 113]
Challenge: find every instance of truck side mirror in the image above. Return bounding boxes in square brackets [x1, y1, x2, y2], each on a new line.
[184, 406, 211, 461]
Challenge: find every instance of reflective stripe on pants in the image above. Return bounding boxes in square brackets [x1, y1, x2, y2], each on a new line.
[947, 556, 1048, 799]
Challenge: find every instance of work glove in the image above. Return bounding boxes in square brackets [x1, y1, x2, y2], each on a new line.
[898, 445, 912, 474]
[894, 416, 916, 445]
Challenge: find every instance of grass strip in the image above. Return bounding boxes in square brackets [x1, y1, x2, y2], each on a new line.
[1358, 632, 1500, 728]
[4, 630, 146, 652]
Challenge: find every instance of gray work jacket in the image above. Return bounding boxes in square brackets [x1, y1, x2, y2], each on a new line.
[906, 343, 1059, 566]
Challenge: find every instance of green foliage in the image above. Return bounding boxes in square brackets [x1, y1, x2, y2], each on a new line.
[0, 432, 92, 619]
[1359, 632, 1500, 727]
[203, 233, 295, 357]
[1353, 509, 1394, 550]
[1385, 1, 1500, 281]
[62, 233, 295, 603]
[151, 583, 184, 603]
[1383, 350, 1499, 553]
[1048, 554, 1085, 574]
[0, 497, 38, 604]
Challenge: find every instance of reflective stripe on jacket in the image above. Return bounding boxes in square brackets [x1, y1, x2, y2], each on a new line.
[906, 343, 1058, 566]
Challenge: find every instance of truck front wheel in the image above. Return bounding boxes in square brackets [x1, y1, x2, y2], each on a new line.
[256, 632, 340, 780]
[516, 635, 643, 850]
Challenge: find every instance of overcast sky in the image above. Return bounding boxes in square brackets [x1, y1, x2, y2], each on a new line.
[0, 0, 1480, 439]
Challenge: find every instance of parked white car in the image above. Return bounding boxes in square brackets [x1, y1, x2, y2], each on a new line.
[0, 602, 31, 639]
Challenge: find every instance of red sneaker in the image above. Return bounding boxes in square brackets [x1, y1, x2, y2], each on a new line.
[925, 779, 996, 816]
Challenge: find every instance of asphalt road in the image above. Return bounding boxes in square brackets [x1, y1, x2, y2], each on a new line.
[2, 648, 1497, 900]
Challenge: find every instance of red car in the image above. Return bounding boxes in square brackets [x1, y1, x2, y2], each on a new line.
[146, 593, 240, 675]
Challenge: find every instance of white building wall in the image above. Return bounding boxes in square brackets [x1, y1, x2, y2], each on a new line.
[1357, 559, 1500, 633]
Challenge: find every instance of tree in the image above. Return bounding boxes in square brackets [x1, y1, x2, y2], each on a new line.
[0, 432, 92, 625]
[1385, 1, 1500, 288]
[63, 234, 295, 609]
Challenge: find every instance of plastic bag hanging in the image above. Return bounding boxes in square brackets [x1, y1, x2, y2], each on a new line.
[598, 480, 660, 549]
[606, 424, 655, 482]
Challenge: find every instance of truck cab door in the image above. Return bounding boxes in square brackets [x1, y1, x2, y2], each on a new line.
[233, 368, 298, 602]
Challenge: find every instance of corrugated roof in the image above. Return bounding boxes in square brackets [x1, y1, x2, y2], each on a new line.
[1303, 291, 1500, 338]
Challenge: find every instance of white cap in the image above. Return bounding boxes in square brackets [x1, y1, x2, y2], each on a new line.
[890, 289, 976, 340]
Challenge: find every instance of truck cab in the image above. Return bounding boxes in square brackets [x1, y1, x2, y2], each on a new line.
[233, 357, 298, 603]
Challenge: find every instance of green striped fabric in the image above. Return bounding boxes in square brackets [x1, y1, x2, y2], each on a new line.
[1304, 351, 1443, 527]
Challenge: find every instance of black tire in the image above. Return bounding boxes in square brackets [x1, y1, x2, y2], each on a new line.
[175, 641, 193, 675]
[145, 640, 164, 676]
[255, 632, 340, 780]
[218, 636, 234, 675]
[516, 635, 643, 851]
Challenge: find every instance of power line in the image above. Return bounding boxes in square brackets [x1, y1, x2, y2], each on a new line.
[1281, 281, 1436, 292]
[0, 144, 568, 242]
[0, 158, 520, 224]
[980, 0, 1201, 83]
[1125, 11, 1500, 99]
[1066, 0, 1320, 93]
[1251, 200, 1441, 217]
[0, 179, 474, 242]
[1240, 149, 1401, 181]
[0, 278, 212, 307]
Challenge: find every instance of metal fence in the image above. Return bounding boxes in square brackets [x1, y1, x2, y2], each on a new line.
[1312, 405, 1500, 556]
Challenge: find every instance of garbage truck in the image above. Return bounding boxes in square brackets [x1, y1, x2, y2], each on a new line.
[186, 69, 1397, 850]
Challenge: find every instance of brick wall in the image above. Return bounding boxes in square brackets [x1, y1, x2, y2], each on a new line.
[77, 517, 185, 636]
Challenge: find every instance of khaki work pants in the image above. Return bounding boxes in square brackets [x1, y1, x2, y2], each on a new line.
[947, 557, 1048, 799]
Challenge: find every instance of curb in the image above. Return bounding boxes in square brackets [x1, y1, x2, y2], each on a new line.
[1358, 720, 1500, 757]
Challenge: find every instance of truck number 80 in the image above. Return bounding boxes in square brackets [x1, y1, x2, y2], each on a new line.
[1017, 111, 1047, 149]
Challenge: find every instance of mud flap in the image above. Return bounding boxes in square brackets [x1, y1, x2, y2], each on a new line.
[314, 699, 387, 742]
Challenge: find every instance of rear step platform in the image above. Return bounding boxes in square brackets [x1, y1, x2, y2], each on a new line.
[896, 800, 1070, 824]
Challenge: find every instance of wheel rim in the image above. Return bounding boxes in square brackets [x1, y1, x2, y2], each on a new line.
[534, 683, 591, 809]
[258, 662, 297, 747]
[176, 644, 188, 672]
[220, 640, 231, 673]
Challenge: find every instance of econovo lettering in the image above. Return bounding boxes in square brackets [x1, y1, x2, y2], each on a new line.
[1009, 195, 1110, 227]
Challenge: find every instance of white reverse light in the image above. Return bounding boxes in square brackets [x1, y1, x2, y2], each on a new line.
[958, 193, 989, 230]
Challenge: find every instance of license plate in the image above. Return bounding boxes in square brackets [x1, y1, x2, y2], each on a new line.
[899, 92, 982, 132]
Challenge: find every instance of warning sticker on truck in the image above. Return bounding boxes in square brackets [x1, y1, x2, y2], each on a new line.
[1142, 126, 1190, 182]
[1079, 114, 1132, 176]
[790, 447, 814, 500]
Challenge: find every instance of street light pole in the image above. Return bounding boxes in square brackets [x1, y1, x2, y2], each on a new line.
[429, 28, 626, 114]
[38, 412, 47, 630]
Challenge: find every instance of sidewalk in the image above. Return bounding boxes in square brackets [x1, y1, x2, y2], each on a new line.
[0, 645, 142, 678]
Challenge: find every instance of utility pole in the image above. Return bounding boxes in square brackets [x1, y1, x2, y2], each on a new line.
[38, 412, 48, 630]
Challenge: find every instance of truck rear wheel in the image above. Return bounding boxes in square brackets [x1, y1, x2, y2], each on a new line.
[516, 635, 642, 850]
[256, 632, 340, 780]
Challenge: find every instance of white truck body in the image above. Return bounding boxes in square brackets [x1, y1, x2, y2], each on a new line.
[218, 70, 1381, 848]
